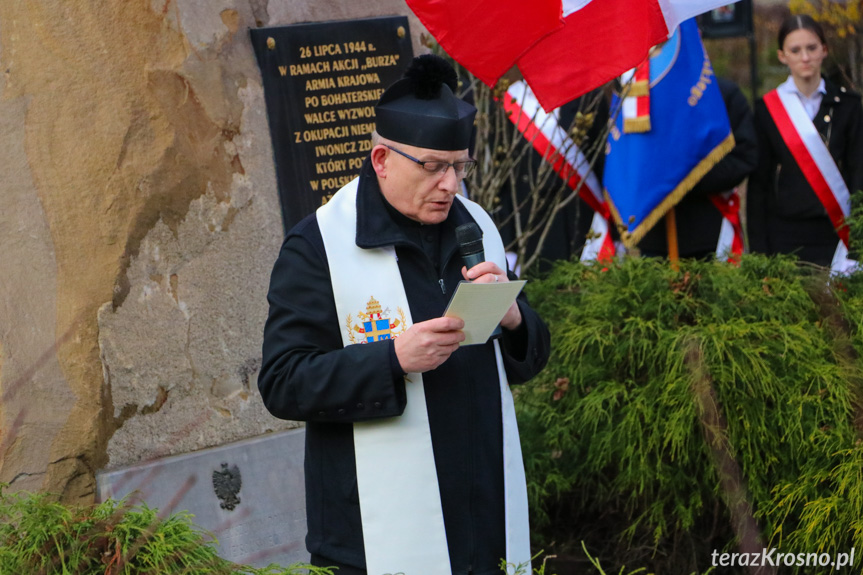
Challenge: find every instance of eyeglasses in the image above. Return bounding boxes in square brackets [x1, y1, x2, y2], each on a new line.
[385, 145, 477, 179]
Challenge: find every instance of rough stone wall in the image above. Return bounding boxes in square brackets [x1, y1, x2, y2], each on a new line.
[0, 0, 427, 503]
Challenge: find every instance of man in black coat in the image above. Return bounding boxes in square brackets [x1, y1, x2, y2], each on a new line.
[638, 77, 758, 259]
[257, 55, 550, 575]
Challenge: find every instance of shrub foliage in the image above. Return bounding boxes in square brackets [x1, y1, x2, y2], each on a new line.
[0, 486, 332, 575]
[519, 254, 863, 573]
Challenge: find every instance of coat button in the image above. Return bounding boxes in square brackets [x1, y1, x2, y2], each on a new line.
[835, 96, 841, 103]
[841, 86, 847, 92]
[824, 115, 831, 123]
[374, 401, 382, 409]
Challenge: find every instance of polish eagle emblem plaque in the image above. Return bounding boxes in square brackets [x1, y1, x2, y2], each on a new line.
[212, 462, 242, 511]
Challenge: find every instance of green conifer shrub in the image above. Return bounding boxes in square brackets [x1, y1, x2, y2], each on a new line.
[0, 485, 332, 575]
[519, 254, 863, 574]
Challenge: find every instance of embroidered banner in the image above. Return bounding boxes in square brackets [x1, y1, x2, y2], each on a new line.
[604, 18, 734, 247]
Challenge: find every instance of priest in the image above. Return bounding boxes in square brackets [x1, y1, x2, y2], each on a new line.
[258, 54, 550, 575]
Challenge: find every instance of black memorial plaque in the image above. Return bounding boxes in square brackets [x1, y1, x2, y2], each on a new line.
[251, 17, 414, 231]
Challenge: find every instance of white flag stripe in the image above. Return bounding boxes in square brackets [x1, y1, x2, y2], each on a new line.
[657, 0, 742, 36]
[562, 0, 595, 17]
[715, 217, 735, 260]
[622, 97, 638, 122]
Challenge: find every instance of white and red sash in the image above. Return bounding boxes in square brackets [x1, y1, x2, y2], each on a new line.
[502, 80, 615, 262]
[710, 189, 744, 261]
[763, 88, 853, 272]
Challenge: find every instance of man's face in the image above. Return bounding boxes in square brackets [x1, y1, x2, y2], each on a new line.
[373, 142, 471, 225]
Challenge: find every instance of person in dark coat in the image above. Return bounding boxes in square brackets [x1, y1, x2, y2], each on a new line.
[638, 76, 758, 259]
[257, 54, 550, 575]
[747, 14, 863, 267]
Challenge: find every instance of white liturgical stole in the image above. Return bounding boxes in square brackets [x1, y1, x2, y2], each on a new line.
[316, 178, 531, 574]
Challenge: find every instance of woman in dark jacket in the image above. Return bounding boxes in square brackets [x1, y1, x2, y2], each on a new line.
[747, 14, 863, 268]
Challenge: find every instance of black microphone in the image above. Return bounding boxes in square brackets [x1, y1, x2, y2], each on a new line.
[455, 222, 502, 339]
[456, 223, 485, 270]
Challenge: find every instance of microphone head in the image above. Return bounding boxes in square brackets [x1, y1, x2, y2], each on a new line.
[455, 223, 484, 256]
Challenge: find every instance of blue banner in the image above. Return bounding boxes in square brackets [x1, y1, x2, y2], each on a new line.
[603, 18, 734, 247]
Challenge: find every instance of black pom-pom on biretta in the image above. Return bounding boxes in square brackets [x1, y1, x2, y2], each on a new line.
[404, 54, 459, 99]
[374, 54, 476, 151]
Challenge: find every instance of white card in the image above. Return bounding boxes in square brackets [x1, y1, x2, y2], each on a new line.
[443, 280, 526, 345]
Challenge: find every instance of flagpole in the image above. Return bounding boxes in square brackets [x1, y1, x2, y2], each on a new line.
[665, 208, 680, 271]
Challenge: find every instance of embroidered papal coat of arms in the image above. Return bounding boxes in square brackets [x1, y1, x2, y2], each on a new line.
[346, 296, 407, 344]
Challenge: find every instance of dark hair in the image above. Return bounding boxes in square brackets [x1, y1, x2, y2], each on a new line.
[778, 14, 827, 50]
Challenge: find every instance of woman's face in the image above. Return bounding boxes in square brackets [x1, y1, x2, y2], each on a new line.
[778, 28, 827, 83]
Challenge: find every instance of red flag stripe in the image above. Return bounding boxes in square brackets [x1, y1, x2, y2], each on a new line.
[518, 0, 669, 111]
[405, 0, 562, 87]
[636, 64, 650, 117]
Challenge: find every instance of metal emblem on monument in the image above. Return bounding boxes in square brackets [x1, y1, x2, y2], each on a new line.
[213, 462, 242, 511]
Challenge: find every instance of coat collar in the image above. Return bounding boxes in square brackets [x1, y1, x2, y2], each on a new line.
[354, 158, 478, 265]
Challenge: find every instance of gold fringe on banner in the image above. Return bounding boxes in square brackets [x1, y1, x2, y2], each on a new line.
[628, 81, 649, 98]
[623, 116, 651, 134]
[607, 132, 736, 248]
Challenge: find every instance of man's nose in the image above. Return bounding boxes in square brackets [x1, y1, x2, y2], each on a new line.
[438, 165, 460, 192]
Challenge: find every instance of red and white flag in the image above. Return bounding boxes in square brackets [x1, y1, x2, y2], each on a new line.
[406, 0, 740, 112]
[404, 0, 563, 86]
[518, 0, 739, 111]
[711, 190, 744, 262]
[502, 81, 616, 262]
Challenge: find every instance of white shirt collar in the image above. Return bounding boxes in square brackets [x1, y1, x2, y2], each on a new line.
[777, 75, 826, 97]
[777, 76, 826, 120]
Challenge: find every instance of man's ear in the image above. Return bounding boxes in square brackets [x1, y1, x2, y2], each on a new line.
[370, 145, 389, 178]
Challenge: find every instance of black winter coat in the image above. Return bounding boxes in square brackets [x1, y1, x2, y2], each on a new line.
[638, 77, 758, 258]
[747, 78, 863, 266]
[258, 161, 551, 574]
